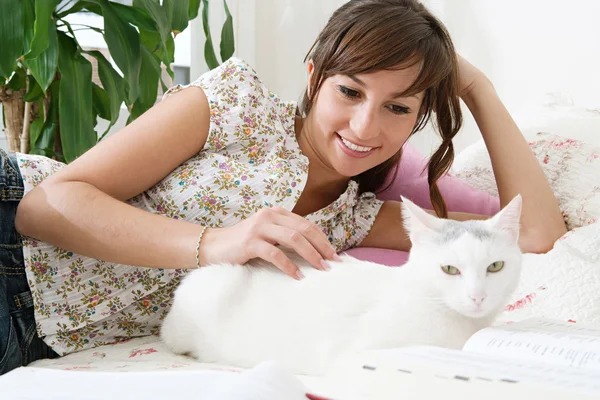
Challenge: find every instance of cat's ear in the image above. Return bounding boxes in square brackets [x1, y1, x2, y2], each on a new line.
[488, 194, 522, 242]
[400, 196, 445, 241]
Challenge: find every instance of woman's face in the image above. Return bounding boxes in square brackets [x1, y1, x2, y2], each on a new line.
[304, 63, 424, 179]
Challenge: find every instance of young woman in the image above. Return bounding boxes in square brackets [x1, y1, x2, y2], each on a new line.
[0, 0, 565, 374]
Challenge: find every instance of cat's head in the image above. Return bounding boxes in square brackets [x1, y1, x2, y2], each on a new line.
[401, 195, 523, 319]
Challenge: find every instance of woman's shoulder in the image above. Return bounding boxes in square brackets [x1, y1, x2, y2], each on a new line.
[163, 57, 268, 101]
[163, 57, 296, 122]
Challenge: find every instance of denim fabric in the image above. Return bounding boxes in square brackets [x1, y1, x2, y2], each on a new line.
[0, 149, 57, 375]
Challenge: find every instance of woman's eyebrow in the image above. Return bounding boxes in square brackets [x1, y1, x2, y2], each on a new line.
[347, 74, 421, 100]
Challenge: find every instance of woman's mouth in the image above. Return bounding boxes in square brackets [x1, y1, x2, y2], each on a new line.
[335, 133, 376, 158]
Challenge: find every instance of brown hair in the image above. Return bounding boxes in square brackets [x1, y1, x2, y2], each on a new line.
[297, 0, 462, 218]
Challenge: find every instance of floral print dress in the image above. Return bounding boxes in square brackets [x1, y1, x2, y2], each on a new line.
[15, 57, 384, 355]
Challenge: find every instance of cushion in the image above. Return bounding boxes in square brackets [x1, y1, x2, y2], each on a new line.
[453, 132, 600, 231]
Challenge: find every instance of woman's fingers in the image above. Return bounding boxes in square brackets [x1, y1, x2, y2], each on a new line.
[242, 207, 342, 279]
[249, 240, 304, 280]
[262, 224, 328, 271]
[271, 208, 340, 262]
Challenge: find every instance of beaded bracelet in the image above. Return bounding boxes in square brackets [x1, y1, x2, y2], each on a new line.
[195, 226, 208, 269]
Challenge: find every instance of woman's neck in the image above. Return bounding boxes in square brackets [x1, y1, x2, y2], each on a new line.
[292, 116, 350, 215]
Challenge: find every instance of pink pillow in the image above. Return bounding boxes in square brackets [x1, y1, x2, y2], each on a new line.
[344, 142, 500, 266]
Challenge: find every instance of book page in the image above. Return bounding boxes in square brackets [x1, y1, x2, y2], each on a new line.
[463, 318, 600, 372]
[0, 362, 318, 400]
[334, 345, 600, 398]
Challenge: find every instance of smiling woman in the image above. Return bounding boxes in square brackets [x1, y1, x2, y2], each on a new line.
[297, 4, 461, 214]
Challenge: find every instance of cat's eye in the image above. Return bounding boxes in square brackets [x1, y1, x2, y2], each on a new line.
[487, 261, 505, 273]
[441, 265, 460, 275]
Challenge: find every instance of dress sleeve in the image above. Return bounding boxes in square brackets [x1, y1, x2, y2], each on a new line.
[342, 192, 384, 250]
[307, 184, 384, 252]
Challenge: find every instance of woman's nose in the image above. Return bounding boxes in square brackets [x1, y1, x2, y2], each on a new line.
[349, 105, 379, 141]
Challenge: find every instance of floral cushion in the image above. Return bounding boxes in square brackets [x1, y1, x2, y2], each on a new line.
[453, 132, 600, 231]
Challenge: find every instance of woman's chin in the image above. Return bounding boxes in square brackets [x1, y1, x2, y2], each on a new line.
[329, 149, 377, 177]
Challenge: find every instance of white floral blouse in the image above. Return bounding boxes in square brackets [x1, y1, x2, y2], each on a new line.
[16, 57, 384, 355]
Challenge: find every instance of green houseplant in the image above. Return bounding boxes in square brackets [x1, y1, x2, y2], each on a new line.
[0, 0, 234, 163]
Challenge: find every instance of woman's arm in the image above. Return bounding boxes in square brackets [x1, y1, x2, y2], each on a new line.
[459, 57, 566, 253]
[359, 200, 488, 252]
[15, 86, 338, 276]
[15, 87, 211, 269]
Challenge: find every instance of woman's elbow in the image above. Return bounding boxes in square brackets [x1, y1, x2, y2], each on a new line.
[519, 225, 567, 254]
[14, 189, 45, 238]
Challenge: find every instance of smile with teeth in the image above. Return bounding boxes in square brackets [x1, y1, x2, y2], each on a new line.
[339, 135, 374, 152]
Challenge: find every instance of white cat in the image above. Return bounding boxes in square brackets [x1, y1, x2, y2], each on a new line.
[161, 195, 523, 375]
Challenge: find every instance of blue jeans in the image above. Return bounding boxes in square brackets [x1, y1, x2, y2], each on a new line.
[0, 149, 57, 375]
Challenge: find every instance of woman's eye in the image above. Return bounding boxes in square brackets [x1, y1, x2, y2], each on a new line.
[338, 85, 360, 98]
[388, 104, 410, 115]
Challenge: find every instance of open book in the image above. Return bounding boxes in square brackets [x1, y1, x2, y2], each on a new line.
[327, 318, 600, 398]
[1, 361, 335, 400]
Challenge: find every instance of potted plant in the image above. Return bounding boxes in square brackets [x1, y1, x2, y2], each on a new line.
[0, 0, 234, 163]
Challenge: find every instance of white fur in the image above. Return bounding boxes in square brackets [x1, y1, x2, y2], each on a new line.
[161, 196, 523, 375]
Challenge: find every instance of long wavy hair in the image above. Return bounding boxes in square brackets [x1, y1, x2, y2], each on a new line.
[297, 0, 462, 218]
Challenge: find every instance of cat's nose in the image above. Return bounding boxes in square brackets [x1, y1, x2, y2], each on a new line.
[470, 296, 486, 305]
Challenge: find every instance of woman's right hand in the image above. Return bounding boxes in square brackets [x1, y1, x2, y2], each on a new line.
[197, 207, 341, 279]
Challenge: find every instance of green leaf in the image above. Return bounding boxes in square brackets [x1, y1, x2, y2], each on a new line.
[188, 0, 200, 20]
[57, 32, 96, 162]
[25, 17, 59, 93]
[140, 29, 162, 54]
[140, 28, 174, 79]
[134, 0, 171, 60]
[70, 2, 157, 32]
[164, 0, 189, 34]
[6, 68, 27, 91]
[92, 83, 112, 121]
[113, 3, 157, 31]
[86, 50, 124, 139]
[128, 45, 161, 123]
[29, 99, 45, 147]
[32, 79, 59, 156]
[56, 1, 101, 18]
[24, 75, 43, 102]
[201, 0, 218, 69]
[163, 34, 175, 79]
[138, 46, 161, 106]
[22, 0, 35, 55]
[0, 0, 24, 80]
[220, 0, 234, 63]
[25, 0, 61, 60]
[88, 0, 141, 105]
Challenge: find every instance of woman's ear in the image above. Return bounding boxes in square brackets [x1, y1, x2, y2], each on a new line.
[307, 60, 315, 98]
